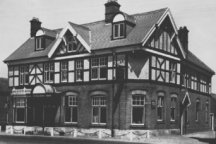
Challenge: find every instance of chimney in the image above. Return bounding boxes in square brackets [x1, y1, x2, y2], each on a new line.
[178, 26, 189, 52]
[105, 0, 121, 23]
[30, 17, 41, 37]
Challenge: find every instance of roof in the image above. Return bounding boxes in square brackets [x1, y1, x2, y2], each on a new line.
[186, 50, 215, 74]
[3, 7, 215, 75]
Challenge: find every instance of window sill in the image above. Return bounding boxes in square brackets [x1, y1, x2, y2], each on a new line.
[130, 124, 145, 129]
[170, 120, 176, 124]
[64, 122, 78, 126]
[91, 123, 107, 128]
[157, 120, 165, 124]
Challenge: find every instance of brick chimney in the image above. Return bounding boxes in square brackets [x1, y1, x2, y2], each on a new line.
[30, 17, 41, 37]
[105, 0, 121, 23]
[178, 26, 189, 52]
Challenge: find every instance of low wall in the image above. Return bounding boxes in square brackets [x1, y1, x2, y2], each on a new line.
[5, 125, 180, 141]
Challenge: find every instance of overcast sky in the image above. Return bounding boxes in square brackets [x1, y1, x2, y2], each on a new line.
[0, 0, 216, 93]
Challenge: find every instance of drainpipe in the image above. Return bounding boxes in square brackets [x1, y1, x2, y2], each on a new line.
[111, 52, 115, 137]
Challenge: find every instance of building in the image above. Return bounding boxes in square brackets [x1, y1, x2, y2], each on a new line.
[3, 0, 215, 137]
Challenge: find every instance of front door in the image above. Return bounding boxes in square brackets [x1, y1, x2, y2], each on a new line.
[28, 97, 60, 126]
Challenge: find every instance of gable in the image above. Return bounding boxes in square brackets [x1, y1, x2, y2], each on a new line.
[53, 30, 88, 57]
[145, 16, 183, 58]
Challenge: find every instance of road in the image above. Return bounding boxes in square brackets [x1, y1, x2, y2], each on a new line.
[0, 135, 146, 144]
[0, 133, 215, 144]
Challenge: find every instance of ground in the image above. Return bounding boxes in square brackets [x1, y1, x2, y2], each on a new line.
[0, 131, 215, 144]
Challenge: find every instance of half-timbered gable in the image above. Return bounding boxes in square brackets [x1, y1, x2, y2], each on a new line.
[146, 16, 183, 59]
[54, 30, 88, 57]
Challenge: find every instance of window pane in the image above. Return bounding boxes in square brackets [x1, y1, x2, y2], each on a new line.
[93, 107, 99, 123]
[171, 108, 175, 120]
[157, 107, 162, 120]
[17, 108, 25, 122]
[91, 68, 98, 79]
[100, 107, 106, 123]
[120, 23, 124, 37]
[65, 107, 71, 122]
[100, 67, 107, 79]
[72, 107, 78, 122]
[132, 107, 143, 124]
[114, 24, 118, 37]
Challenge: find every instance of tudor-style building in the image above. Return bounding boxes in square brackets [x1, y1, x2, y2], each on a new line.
[4, 0, 215, 135]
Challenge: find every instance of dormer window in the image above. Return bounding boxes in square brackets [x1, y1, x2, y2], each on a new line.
[35, 29, 45, 51]
[113, 23, 125, 39]
[36, 37, 44, 50]
[112, 13, 126, 40]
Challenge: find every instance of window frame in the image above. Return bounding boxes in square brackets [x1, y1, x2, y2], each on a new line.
[14, 98, 26, 123]
[75, 59, 84, 82]
[35, 36, 44, 51]
[195, 99, 200, 122]
[131, 94, 146, 125]
[19, 65, 29, 85]
[91, 57, 107, 80]
[205, 100, 209, 123]
[64, 95, 78, 124]
[44, 63, 54, 83]
[157, 92, 165, 121]
[112, 22, 125, 39]
[61, 61, 68, 82]
[92, 96, 107, 125]
[170, 94, 177, 122]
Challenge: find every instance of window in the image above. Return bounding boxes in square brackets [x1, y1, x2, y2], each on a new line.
[92, 97, 106, 124]
[132, 94, 145, 125]
[20, 66, 29, 85]
[205, 100, 209, 123]
[200, 76, 207, 93]
[113, 23, 125, 39]
[170, 62, 177, 83]
[196, 99, 200, 121]
[14, 98, 26, 123]
[67, 36, 77, 52]
[76, 60, 83, 81]
[36, 37, 44, 50]
[65, 96, 78, 123]
[44, 63, 54, 83]
[157, 92, 165, 121]
[91, 57, 107, 80]
[170, 95, 177, 121]
[191, 73, 198, 90]
[61, 61, 68, 82]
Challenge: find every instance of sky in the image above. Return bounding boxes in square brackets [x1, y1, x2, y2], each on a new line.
[0, 0, 216, 93]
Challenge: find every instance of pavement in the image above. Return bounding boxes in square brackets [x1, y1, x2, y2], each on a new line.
[0, 131, 215, 144]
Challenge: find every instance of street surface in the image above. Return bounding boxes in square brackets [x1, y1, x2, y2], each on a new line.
[0, 131, 215, 144]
